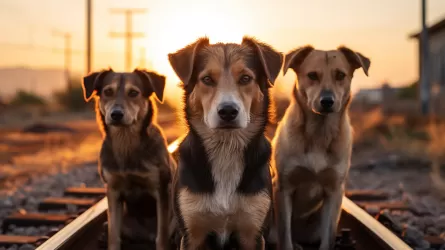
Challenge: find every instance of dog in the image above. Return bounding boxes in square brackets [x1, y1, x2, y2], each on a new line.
[82, 68, 176, 250]
[167, 36, 283, 250]
[271, 46, 370, 250]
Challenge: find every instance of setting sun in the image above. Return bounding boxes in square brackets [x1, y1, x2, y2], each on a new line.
[142, 3, 247, 103]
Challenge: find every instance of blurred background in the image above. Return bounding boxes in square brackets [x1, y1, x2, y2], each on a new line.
[1, 0, 445, 249]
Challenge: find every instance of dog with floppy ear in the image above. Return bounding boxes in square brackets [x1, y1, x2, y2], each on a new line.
[82, 68, 177, 250]
[271, 46, 370, 250]
[168, 36, 283, 250]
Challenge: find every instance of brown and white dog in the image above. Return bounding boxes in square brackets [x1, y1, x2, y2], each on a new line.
[168, 36, 283, 250]
[82, 68, 176, 250]
[271, 46, 370, 250]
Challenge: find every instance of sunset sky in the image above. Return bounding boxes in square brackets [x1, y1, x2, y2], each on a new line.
[1, 0, 445, 102]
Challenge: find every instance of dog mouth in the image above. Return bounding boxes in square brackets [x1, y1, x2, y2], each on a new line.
[108, 118, 137, 127]
[312, 108, 334, 115]
[215, 122, 242, 129]
[109, 120, 126, 126]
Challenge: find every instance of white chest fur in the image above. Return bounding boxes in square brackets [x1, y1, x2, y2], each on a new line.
[208, 146, 244, 214]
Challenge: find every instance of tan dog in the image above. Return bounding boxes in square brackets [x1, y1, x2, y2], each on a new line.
[168, 37, 283, 250]
[82, 68, 176, 250]
[271, 46, 370, 250]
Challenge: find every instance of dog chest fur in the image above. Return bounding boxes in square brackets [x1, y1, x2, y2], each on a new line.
[102, 168, 160, 196]
[178, 189, 270, 240]
[99, 124, 173, 195]
[205, 135, 245, 212]
[177, 132, 257, 212]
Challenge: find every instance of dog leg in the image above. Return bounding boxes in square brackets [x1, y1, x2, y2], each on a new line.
[257, 235, 266, 250]
[238, 230, 263, 250]
[107, 188, 123, 250]
[274, 188, 293, 250]
[318, 187, 343, 250]
[180, 236, 186, 250]
[180, 231, 207, 250]
[156, 188, 170, 250]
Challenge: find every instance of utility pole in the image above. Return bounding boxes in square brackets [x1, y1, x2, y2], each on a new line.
[139, 47, 146, 68]
[109, 8, 147, 71]
[441, 48, 445, 93]
[86, 0, 92, 74]
[420, 0, 430, 115]
[53, 30, 73, 92]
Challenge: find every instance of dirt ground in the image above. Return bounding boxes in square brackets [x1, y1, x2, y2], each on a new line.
[0, 109, 183, 196]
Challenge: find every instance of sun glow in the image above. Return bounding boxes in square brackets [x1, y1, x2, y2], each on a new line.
[143, 3, 247, 106]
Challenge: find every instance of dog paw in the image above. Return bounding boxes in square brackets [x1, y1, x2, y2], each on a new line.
[156, 238, 169, 250]
[318, 243, 334, 250]
[293, 244, 303, 250]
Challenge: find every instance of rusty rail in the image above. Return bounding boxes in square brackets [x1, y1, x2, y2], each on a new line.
[0, 135, 419, 250]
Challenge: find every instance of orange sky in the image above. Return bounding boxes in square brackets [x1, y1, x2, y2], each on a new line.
[1, 0, 445, 103]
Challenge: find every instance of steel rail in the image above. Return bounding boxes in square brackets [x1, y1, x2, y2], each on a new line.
[342, 196, 412, 250]
[36, 135, 412, 250]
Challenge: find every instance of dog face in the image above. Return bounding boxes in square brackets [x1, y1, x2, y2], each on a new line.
[168, 37, 283, 129]
[82, 68, 166, 126]
[283, 46, 370, 114]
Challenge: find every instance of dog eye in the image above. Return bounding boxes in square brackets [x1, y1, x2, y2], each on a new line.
[128, 90, 139, 97]
[103, 89, 113, 97]
[201, 76, 214, 86]
[335, 71, 346, 81]
[239, 75, 252, 85]
[307, 72, 318, 81]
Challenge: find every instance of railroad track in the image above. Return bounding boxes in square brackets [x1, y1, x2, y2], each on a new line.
[0, 135, 441, 250]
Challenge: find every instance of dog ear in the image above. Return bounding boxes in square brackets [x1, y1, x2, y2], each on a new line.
[242, 36, 284, 87]
[82, 68, 113, 102]
[134, 69, 166, 103]
[337, 46, 371, 76]
[283, 45, 314, 75]
[168, 37, 210, 87]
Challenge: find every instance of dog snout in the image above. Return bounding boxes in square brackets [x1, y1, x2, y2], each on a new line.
[320, 96, 334, 109]
[110, 107, 124, 122]
[217, 103, 239, 122]
[319, 91, 335, 110]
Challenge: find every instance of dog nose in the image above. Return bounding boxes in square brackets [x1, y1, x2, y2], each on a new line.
[320, 96, 334, 109]
[218, 104, 239, 121]
[110, 110, 124, 121]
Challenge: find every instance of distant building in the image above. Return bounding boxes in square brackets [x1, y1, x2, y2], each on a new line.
[353, 88, 383, 104]
[0, 67, 66, 99]
[409, 16, 445, 113]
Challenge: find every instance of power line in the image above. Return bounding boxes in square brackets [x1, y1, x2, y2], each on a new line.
[109, 8, 147, 71]
[0, 42, 83, 54]
[0, 41, 125, 60]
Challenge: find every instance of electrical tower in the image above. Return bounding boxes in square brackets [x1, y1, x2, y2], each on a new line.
[139, 47, 146, 68]
[53, 30, 73, 91]
[86, 0, 92, 74]
[109, 8, 147, 71]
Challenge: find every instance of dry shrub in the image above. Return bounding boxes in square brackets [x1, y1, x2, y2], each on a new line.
[350, 107, 434, 157]
[9, 90, 46, 107]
